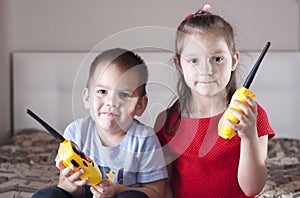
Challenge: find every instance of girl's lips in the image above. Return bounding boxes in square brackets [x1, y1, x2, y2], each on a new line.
[198, 80, 215, 84]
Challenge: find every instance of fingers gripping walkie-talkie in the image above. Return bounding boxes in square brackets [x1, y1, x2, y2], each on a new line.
[26, 109, 102, 185]
[218, 42, 271, 139]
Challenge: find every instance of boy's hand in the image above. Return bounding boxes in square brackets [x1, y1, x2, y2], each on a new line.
[56, 159, 89, 187]
[90, 179, 118, 198]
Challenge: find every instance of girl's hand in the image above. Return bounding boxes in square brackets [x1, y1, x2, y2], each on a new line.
[90, 179, 117, 198]
[226, 95, 258, 139]
[56, 159, 89, 187]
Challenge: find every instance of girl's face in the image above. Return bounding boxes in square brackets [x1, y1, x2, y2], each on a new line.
[83, 64, 147, 134]
[178, 33, 239, 98]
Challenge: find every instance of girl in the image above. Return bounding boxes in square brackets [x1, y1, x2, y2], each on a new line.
[155, 5, 275, 198]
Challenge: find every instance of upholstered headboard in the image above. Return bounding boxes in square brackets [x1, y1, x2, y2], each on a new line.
[12, 51, 300, 139]
[12, 51, 177, 133]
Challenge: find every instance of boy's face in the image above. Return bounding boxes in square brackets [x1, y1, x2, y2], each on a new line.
[83, 63, 147, 134]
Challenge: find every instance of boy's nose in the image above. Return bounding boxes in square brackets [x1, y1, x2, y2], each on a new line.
[105, 93, 118, 107]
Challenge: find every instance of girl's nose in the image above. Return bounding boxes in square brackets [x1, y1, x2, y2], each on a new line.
[196, 59, 212, 75]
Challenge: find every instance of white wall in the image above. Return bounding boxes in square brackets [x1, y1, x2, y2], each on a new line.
[1, 0, 300, 144]
[4, 0, 300, 51]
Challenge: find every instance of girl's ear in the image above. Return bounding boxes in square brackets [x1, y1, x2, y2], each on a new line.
[82, 87, 90, 109]
[135, 96, 148, 116]
[232, 51, 240, 71]
[174, 56, 183, 73]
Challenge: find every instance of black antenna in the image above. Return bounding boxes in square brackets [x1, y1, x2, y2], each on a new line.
[26, 109, 65, 143]
[243, 41, 271, 89]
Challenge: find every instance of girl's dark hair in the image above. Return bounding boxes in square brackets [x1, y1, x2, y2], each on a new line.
[87, 48, 148, 96]
[165, 11, 238, 135]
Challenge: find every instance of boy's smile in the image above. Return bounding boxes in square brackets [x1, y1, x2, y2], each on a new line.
[83, 63, 147, 139]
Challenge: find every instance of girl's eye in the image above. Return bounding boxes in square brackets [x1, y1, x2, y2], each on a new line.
[119, 92, 131, 99]
[209, 56, 224, 64]
[187, 58, 199, 65]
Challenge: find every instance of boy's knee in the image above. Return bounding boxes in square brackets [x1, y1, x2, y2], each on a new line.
[118, 190, 149, 198]
[32, 186, 73, 198]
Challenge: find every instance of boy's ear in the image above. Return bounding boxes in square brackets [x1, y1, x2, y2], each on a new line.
[82, 87, 90, 109]
[135, 95, 148, 116]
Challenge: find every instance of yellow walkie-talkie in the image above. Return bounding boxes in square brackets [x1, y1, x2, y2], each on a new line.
[218, 42, 271, 139]
[26, 109, 102, 185]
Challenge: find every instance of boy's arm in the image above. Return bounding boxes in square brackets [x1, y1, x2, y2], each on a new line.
[119, 179, 167, 198]
[137, 178, 167, 198]
[91, 178, 167, 198]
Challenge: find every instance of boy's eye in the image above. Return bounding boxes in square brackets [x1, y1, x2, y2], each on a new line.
[209, 56, 224, 64]
[119, 92, 131, 99]
[187, 58, 199, 65]
[96, 89, 107, 95]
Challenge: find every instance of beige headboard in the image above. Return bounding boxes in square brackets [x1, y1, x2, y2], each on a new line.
[12, 51, 300, 139]
[12, 51, 177, 133]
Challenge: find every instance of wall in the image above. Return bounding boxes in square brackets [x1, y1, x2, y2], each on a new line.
[0, 0, 13, 144]
[4, 0, 300, 51]
[0, 0, 300, 144]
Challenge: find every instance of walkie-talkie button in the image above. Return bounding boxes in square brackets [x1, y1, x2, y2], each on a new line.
[71, 159, 80, 168]
[85, 156, 92, 162]
[83, 160, 88, 167]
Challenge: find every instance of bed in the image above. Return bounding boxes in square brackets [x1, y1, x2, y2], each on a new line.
[2, 51, 299, 197]
[0, 130, 299, 197]
[0, 129, 59, 197]
[257, 138, 300, 197]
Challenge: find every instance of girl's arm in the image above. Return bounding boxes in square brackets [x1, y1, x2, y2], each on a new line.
[165, 163, 174, 198]
[227, 96, 268, 196]
[238, 135, 268, 196]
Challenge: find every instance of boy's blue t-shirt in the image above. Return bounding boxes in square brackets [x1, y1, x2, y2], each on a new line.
[58, 116, 168, 187]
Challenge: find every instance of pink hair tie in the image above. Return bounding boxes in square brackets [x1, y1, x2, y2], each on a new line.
[184, 4, 212, 20]
[199, 4, 211, 13]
